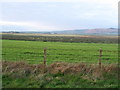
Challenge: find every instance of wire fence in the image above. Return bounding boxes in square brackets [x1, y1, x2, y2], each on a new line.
[2, 47, 118, 65]
[40, 48, 118, 65]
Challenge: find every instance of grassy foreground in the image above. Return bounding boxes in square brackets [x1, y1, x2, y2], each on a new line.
[2, 61, 119, 88]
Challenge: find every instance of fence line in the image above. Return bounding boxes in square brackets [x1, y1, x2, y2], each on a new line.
[43, 47, 103, 63]
[8, 46, 117, 65]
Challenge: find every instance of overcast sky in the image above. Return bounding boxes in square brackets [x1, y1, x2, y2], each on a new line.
[0, 0, 119, 31]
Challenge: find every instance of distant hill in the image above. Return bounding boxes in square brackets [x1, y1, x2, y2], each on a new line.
[50, 28, 118, 35]
[1, 25, 118, 35]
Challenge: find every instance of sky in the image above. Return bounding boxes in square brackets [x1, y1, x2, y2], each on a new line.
[0, 0, 119, 31]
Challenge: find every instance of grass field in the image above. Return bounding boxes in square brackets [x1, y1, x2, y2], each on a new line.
[1, 36, 119, 88]
[2, 39, 118, 64]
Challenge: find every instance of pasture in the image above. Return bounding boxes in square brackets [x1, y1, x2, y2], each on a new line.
[1, 34, 119, 88]
[2, 39, 118, 64]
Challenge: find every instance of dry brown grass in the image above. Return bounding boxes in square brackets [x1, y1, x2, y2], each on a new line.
[2, 61, 119, 80]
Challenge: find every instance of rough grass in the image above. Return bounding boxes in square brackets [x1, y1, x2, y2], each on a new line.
[2, 61, 119, 88]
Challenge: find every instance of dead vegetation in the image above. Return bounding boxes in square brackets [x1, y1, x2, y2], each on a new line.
[2, 61, 119, 81]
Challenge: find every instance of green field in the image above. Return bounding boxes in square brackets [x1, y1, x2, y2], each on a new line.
[2, 39, 118, 64]
[2, 38, 119, 88]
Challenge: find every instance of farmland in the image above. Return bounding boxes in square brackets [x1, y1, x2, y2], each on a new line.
[2, 39, 118, 64]
[1, 33, 119, 88]
[1, 33, 118, 43]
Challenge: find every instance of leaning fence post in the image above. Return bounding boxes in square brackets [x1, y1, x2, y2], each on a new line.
[99, 48, 102, 69]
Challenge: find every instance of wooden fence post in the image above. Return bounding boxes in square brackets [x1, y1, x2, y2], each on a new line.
[43, 48, 47, 73]
[44, 48, 46, 66]
[99, 48, 102, 69]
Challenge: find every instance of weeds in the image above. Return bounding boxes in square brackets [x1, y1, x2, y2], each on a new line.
[2, 61, 119, 88]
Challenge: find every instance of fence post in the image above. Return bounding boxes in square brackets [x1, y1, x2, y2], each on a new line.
[99, 48, 102, 69]
[44, 48, 46, 66]
[43, 48, 47, 73]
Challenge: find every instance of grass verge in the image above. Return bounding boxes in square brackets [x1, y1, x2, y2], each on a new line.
[2, 61, 119, 88]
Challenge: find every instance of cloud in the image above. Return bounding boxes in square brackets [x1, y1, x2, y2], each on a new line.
[0, 0, 119, 4]
[0, 0, 118, 30]
[0, 21, 30, 26]
[0, 21, 61, 31]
